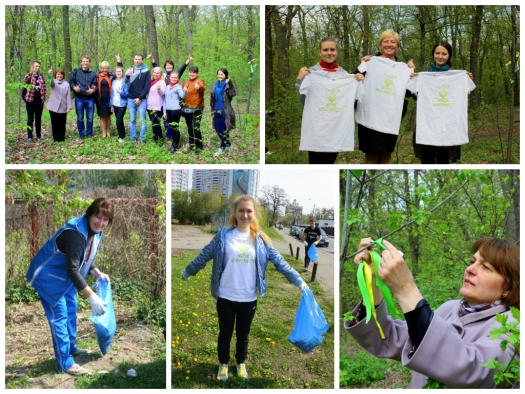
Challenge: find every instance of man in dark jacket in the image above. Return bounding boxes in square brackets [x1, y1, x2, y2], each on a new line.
[125, 54, 151, 143]
[70, 56, 98, 138]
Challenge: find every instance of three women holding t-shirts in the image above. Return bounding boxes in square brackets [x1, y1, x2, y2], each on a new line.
[297, 30, 474, 164]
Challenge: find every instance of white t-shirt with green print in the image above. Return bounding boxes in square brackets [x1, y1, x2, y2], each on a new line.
[218, 228, 257, 302]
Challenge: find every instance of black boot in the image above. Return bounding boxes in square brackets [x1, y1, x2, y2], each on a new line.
[169, 140, 177, 153]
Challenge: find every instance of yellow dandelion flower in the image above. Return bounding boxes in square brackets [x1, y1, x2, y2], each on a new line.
[193, 358, 197, 362]
[195, 331, 199, 335]
[265, 338, 271, 342]
[305, 383, 310, 387]
[186, 376, 190, 380]
[310, 366, 314, 369]
[196, 323, 201, 327]
[192, 312, 198, 317]
[271, 341, 275, 345]
[206, 358, 211, 362]
[197, 304, 200, 307]
[184, 338, 187, 342]
[186, 370, 191, 374]
[176, 336, 180, 340]
[314, 358, 318, 362]
[171, 343, 175, 348]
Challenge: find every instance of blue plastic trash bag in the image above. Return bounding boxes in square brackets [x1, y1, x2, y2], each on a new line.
[308, 243, 318, 261]
[90, 278, 116, 355]
[288, 287, 329, 352]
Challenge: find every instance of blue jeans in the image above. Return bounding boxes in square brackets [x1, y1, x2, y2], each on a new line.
[127, 98, 148, 141]
[74, 97, 94, 138]
[40, 286, 79, 372]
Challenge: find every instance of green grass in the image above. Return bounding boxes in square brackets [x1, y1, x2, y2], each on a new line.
[172, 252, 334, 388]
[340, 336, 411, 388]
[262, 225, 284, 241]
[5, 110, 260, 164]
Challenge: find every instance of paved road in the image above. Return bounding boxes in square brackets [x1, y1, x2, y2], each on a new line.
[273, 227, 334, 295]
[172, 225, 334, 295]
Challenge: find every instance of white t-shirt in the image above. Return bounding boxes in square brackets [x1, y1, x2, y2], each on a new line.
[112, 79, 123, 107]
[407, 70, 476, 146]
[299, 71, 363, 152]
[218, 228, 257, 302]
[355, 56, 412, 135]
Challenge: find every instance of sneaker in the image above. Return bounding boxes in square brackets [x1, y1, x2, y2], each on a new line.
[217, 364, 228, 381]
[65, 363, 89, 376]
[194, 149, 200, 156]
[72, 348, 89, 357]
[214, 147, 225, 157]
[140, 140, 147, 144]
[130, 138, 137, 142]
[236, 363, 248, 379]
[38, 136, 46, 141]
[27, 138, 33, 143]
[225, 144, 234, 153]
[168, 144, 177, 153]
[118, 138, 124, 144]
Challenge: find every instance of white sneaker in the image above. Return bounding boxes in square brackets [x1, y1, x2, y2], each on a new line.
[217, 363, 228, 380]
[236, 363, 248, 379]
[225, 144, 234, 152]
[214, 148, 225, 157]
[118, 138, 124, 144]
[65, 363, 89, 375]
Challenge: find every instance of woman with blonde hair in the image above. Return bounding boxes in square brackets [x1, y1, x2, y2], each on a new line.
[97, 61, 113, 137]
[147, 66, 166, 143]
[181, 195, 307, 381]
[354, 29, 415, 164]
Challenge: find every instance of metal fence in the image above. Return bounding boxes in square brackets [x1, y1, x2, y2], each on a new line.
[5, 197, 166, 298]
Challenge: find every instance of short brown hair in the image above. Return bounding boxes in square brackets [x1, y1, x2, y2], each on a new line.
[54, 69, 65, 78]
[471, 238, 520, 309]
[86, 197, 114, 225]
[81, 56, 91, 62]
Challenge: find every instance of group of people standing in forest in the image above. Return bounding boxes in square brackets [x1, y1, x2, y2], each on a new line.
[297, 30, 475, 164]
[23, 53, 237, 156]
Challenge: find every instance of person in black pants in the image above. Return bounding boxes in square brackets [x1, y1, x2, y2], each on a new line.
[181, 66, 206, 153]
[302, 218, 321, 269]
[23, 60, 47, 143]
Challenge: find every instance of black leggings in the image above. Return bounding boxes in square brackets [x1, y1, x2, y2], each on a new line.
[113, 106, 127, 139]
[49, 111, 67, 142]
[182, 109, 204, 150]
[308, 151, 338, 164]
[166, 109, 182, 147]
[26, 101, 44, 139]
[420, 145, 449, 164]
[216, 297, 257, 364]
[148, 109, 164, 141]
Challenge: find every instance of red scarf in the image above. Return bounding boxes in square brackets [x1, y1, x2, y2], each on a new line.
[320, 60, 338, 72]
[98, 73, 112, 99]
[150, 79, 161, 88]
[169, 82, 179, 87]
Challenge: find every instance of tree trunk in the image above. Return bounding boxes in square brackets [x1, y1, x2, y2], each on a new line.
[362, 6, 370, 56]
[246, 5, 256, 114]
[213, 6, 220, 61]
[45, 6, 57, 67]
[265, 6, 274, 102]
[469, 5, 483, 110]
[501, 170, 519, 242]
[342, 6, 350, 70]
[404, 170, 420, 277]
[62, 5, 72, 79]
[182, 6, 196, 56]
[144, 6, 159, 63]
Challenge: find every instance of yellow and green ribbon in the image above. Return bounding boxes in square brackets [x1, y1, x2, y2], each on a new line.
[356, 238, 401, 339]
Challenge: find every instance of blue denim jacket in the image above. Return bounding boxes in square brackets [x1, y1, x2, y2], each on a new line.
[183, 226, 304, 299]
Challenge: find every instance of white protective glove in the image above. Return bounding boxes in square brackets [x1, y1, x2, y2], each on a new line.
[304, 241, 308, 246]
[88, 294, 107, 316]
[299, 281, 309, 291]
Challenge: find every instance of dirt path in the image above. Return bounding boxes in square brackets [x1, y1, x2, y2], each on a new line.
[172, 225, 334, 295]
[4, 302, 162, 389]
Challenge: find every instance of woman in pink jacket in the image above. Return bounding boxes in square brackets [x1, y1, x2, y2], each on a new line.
[345, 237, 519, 388]
[147, 67, 166, 143]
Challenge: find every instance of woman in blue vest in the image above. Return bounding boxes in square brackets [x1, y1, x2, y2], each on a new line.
[26, 198, 114, 375]
[181, 195, 307, 381]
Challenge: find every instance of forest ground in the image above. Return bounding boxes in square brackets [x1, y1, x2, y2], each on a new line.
[5, 301, 166, 389]
[5, 106, 260, 164]
[265, 106, 520, 164]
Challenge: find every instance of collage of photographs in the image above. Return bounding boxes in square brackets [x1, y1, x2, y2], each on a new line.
[1, 4, 521, 391]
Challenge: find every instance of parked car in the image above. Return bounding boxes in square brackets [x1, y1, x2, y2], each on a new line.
[317, 228, 330, 247]
[278, 224, 283, 230]
[294, 225, 308, 239]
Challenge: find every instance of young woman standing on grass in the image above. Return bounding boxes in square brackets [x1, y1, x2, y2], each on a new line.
[181, 195, 307, 381]
[210, 68, 236, 156]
